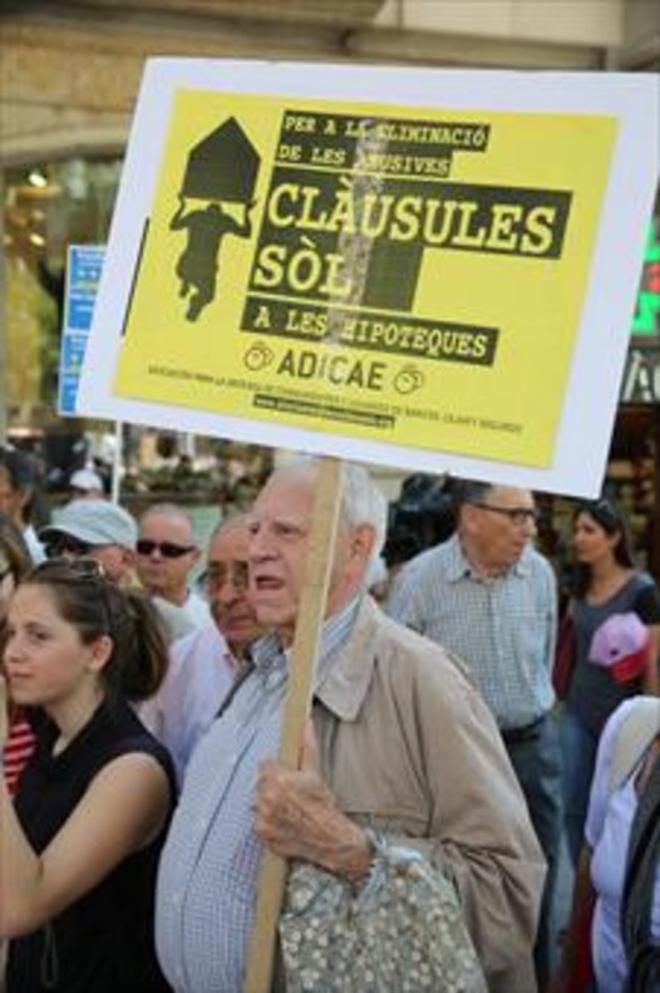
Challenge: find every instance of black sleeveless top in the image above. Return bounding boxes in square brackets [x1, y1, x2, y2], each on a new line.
[7, 700, 175, 993]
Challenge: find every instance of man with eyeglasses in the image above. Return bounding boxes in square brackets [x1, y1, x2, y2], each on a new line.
[139, 515, 264, 785]
[136, 503, 210, 630]
[388, 479, 561, 992]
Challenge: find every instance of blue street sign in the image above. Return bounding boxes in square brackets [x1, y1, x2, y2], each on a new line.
[57, 245, 105, 416]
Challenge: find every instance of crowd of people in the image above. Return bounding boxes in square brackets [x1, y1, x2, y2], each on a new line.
[0, 444, 658, 993]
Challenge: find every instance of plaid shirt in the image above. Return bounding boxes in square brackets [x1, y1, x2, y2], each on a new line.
[387, 534, 557, 729]
[155, 599, 359, 993]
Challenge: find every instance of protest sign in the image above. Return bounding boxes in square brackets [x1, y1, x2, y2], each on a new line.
[73, 60, 658, 992]
[77, 59, 658, 496]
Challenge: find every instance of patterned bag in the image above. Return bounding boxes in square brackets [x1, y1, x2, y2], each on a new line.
[279, 843, 487, 993]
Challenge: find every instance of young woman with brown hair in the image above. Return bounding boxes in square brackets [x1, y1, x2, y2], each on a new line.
[0, 559, 174, 992]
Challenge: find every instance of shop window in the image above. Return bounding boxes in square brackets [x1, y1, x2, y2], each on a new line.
[3, 156, 123, 430]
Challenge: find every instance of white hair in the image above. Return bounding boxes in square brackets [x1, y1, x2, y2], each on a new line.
[340, 462, 387, 566]
[270, 458, 388, 570]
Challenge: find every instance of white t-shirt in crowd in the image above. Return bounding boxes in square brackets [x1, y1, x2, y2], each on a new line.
[137, 623, 237, 786]
[180, 589, 212, 629]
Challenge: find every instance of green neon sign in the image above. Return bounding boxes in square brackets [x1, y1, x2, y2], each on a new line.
[632, 219, 660, 338]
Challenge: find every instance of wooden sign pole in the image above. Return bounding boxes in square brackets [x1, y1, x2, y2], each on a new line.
[243, 455, 344, 993]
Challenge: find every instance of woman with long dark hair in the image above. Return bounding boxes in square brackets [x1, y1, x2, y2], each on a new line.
[560, 498, 660, 864]
[0, 559, 174, 992]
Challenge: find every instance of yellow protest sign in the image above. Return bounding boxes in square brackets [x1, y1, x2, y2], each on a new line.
[114, 88, 615, 469]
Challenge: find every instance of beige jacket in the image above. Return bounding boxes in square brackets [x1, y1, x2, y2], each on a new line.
[309, 597, 546, 993]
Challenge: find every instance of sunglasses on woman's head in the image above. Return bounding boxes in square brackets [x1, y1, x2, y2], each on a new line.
[32, 558, 113, 634]
[34, 556, 106, 580]
[136, 539, 195, 559]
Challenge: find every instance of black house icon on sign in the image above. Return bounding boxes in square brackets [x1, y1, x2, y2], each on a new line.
[181, 117, 260, 203]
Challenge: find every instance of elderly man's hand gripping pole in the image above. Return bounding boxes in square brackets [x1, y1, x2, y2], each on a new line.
[254, 720, 373, 885]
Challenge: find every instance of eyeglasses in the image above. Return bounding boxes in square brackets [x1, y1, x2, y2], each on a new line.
[471, 503, 540, 526]
[44, 534, 94, 559]
[205, 561, 249, 592]
[136, 539, 195, 559]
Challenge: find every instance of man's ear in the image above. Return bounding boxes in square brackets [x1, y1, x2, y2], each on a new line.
[459, 504, 478, 535]
[351, 524, 375, 568]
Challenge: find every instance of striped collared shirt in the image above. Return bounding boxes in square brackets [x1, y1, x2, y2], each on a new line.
[155, 598, 359, 993]
[387, 533, 557, 729]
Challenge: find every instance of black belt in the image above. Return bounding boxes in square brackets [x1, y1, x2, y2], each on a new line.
[501, 714, 546, 745]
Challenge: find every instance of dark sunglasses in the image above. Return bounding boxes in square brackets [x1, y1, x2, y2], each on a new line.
[44, 534, 93, 559]
[136, 539, 195, 559]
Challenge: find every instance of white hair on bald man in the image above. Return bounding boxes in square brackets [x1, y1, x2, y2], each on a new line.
[271, 458, 388, 570]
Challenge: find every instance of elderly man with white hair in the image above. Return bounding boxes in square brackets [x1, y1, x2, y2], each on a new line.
[156, 460, 545, 993]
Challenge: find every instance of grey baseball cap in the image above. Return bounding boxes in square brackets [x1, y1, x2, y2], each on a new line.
[40, 499, 138, 550]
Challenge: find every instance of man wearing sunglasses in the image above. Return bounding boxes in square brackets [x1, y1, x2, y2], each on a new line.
[39, 499, 199, 645]
[389, 479, 561, 992]
[40, 499, 139, 584]
[136, 503, 210, 630]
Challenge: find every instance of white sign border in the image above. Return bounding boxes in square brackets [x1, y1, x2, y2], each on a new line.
[77, 58, 659, 497]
